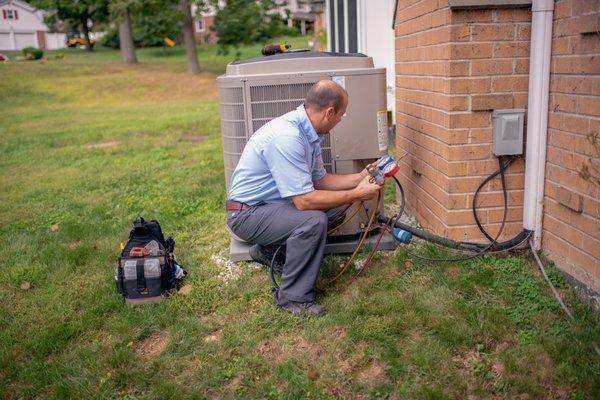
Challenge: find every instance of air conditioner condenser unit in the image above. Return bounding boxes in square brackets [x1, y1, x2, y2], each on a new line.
[217, 52, 396, 261]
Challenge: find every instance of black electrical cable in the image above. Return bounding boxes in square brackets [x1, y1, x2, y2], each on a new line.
[391, 175, 406, 231]
[473, 156, 515, 242]
[382, 155, 533, 259]
[400, 155, 511, 262]
[269, 245, 283, 289]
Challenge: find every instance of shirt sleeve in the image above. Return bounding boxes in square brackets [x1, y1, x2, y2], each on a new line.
[262, 135, 315, 198]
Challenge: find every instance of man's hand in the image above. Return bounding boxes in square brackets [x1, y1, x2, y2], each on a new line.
[354, 174, 383, 201]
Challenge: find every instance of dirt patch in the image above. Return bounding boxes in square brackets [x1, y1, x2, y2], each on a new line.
[356, 358, 387, 385]
[180, 134, 207, 144]
[84, 141, 120, 149]
[68, 241, 82, 251]
[254, 335, 325, 364]
[135, 331, 169, 358]
[203, 330, 222, 343]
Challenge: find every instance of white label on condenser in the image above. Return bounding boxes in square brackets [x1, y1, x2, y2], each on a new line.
[332, 76, 345, 89]
[377, 110, 388, 151]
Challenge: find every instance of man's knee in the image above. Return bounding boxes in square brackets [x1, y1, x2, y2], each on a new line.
[302, 210, 328, 235]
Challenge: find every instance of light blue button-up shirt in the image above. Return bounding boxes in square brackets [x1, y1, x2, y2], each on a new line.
[228, 104, 327, 205]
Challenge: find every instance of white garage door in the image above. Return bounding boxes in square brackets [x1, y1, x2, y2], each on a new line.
[0, 32, 12, 51]
[14, 33, 37, 49]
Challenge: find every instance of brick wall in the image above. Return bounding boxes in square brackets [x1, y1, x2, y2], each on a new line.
[543, 0, 600, 292]
[395, 0, 531, 242]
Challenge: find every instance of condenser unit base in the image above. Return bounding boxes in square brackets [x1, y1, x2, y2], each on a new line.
[229, 229, 398, 262]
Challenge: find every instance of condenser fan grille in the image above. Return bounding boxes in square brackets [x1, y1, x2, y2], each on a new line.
[249, 82, 332, 173]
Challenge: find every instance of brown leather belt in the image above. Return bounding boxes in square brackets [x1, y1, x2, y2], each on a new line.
[226, 200, 252, 211]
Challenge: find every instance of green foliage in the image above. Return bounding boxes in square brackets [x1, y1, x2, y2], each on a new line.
[103, 0, 182, 49]
[21, 46, 43, 60]
[210, 0, 296, 56]
[30, 0, 109, 47]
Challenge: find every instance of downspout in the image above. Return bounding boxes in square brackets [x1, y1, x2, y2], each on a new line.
[523, 0, 555, 250]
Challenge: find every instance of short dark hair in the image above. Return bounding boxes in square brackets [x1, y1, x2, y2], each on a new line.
[305, 80, 347, 112]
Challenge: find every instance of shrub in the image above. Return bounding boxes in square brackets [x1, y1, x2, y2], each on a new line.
[22, 47, 43, 60]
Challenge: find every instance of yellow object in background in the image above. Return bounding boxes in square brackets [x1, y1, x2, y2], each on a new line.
[163, 37, 175, 48]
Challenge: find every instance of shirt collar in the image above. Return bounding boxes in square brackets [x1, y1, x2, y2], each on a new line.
[296, 104, 319, 143]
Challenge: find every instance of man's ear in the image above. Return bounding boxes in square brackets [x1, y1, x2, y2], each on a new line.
[325, 106, 335, 118]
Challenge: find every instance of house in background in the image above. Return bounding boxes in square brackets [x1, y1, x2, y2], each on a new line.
[192, 3, 217, 45]
[192, 1, 326, 46]
[0, 0, 65, 51]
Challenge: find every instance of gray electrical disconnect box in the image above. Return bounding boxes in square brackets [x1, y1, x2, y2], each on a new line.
[492, 108, 525, 156]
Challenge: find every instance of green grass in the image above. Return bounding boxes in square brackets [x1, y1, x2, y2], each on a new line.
[1, 41, 599, 399]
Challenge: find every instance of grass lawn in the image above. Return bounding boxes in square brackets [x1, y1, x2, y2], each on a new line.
[1, 40, 599, 399]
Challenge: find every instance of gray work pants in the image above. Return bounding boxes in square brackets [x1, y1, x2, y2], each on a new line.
[227, 202, 331, 304]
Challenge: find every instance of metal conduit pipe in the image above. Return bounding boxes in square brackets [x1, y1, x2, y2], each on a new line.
[523, 0, 555, 250]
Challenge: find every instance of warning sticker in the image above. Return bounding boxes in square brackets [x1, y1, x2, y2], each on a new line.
[377, 110, 388, 151]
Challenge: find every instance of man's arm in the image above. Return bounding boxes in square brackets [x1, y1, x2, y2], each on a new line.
[292, 174, 381, 211]
[312, 170, 369, 191]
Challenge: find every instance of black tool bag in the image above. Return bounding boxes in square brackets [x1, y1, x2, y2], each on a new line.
[115, 217, 185, 304]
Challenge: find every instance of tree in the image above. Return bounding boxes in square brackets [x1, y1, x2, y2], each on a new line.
[181, 0, 200, 74]
[209, 0, 289, 56]
[118, 8, 137, 63]
[31, 0, 108, 51]
[109, 0, 141, 64]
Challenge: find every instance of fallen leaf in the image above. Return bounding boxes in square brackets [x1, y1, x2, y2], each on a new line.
[20, 281, 30, 290]
[307, 369, 319, 380]
[179, 285, 192, 296]
[50, 224, 59, 232]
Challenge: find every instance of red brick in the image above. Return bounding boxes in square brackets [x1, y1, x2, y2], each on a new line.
[487, 207, 523, 223]
[396, 0, 445, 24]
[448, 61, 470, 76]
[449, 77, 491, 94]
[491, 76, 529, 92]
[450, 43, 493, 60]
[471, 59, 514, 76]
[448, 144, 492, 161]
[555, 185, 584, 213]
[472, 94, 514, 110]
[570, 34, 600, 55]
[571, 0, 600, 15]
[553, 0, 572, 19]
[493, 42, 530, 58]
[471, 24, 516, 41]
[494, 8, 531, 23]
[451, 9, 493, 24]
[449, 112, 491, 129]
[545, 215, 584, 248]
[550, 74, 600, 96]
[514, 58, 530, 74]
[450, 25, 471, 42]
[468, 128, 493, 144]
[516, 24, 531, 40]
[583, 235, 600, 260]
[553, 56, 600, 75]
[582, 197, 599, 219]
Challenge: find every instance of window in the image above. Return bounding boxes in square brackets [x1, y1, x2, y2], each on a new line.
[197, 19, 205, 32]
[2, 9, 18, 20]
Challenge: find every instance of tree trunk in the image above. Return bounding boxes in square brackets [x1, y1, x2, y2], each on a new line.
[180, 0, 200, 74]
[119, 9, 137, 64]
[82, 9, 93, 52]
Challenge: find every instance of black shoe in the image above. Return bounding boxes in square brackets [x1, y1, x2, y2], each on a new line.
[279, 300, 326, 316]
[249, 244, 285, 273]
[272, 289, 326, 316]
